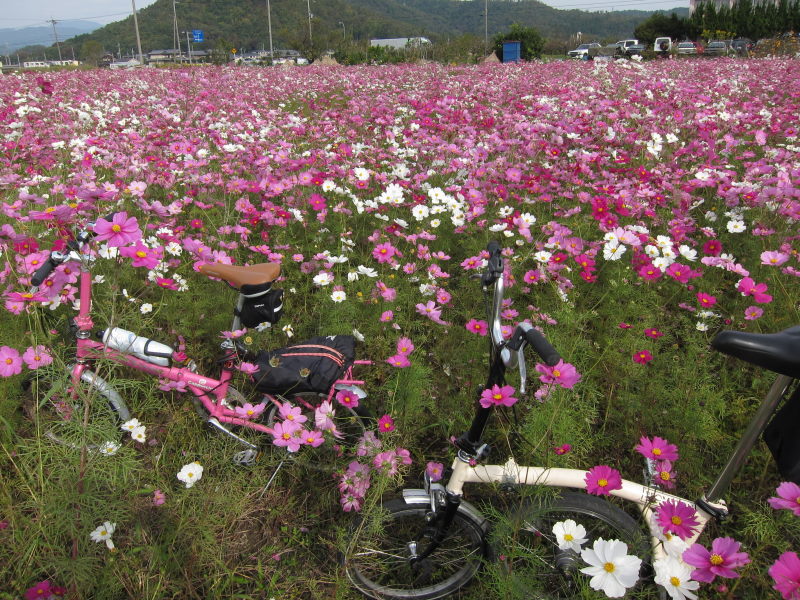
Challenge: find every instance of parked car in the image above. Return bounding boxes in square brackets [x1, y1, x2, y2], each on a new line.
[567, 43, 601, 59]
[731, 38, 754, 55]
[676, 41, 703, 55]
[654, 37, 673, 53]
[705, 40, 732, 57]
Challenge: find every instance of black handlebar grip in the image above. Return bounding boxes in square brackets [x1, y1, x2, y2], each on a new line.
[31, 257, 57, 287]
[525, 328, 562, 366]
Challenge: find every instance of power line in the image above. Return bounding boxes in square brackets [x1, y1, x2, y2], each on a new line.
[543, 0, 687, 9]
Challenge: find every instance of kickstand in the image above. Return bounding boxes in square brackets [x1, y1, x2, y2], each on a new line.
[257, 460, 285, 499]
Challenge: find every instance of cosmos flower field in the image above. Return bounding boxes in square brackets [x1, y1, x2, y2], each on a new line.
[1, 59, 799, 598]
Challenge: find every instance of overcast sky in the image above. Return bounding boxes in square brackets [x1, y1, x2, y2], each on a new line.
[1, 0, 687, 30]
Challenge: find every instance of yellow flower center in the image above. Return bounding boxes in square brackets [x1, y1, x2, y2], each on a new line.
[111, 224, 122, 232]
[670, 576, 681, 586]
[671, 516, 683, 526]
[553, 369, 561, 378]
[603, 562, 615, 573]
[135, 251, 147, 258]
[598, 478, 608, 487]
[282, 432, 291, 440]
[493, 393, 502, 400]
[660, 472, 671, 481]
[652, 448, 662, 456]
[564, 533, 574, 541]
[246, 410, 254, 416]
[306, 436, 315, 443]
[187, 472, 194, 478]
[100, 530, 107, 536]
[710, 554, 724, 566]
[5, 358, 12, 365]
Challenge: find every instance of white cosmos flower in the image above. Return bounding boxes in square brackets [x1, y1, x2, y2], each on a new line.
[282, 324, 294, 338]
[356, 265, 378, 277]
[352, 328, 365, 342]
[603, 243, 627, 261]
[90, 521, 116, 550]
[726, 220, 746, 233]
[130, 425, 147, 444]
[140, 303, 153, 314]
[678, 245, 697, 261]
[412, 204, 430, 220]
[312, 272, 334, 286]
[644, 245, 660, 258]
[552, 519, 588, 552]
[580, 538, 642, 598]
[99, 441, 120, 455]
[121, 418, 141, 433]
[331, 290, 346, 303]
[696, 322, 709, 332]
[321, 180, 335, 191]
[653, 557, 699, 600]
[177, 461, 204, 488]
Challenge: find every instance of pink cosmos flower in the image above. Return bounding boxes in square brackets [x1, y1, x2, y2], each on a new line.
[584, 465, 622, 496]
[278, 402, 307, 425]
[93, 212, 142, 247]
[272, 421, 302, 452]
[396, 337, 415, 355]
[534, 360, 581, 389]
[523, 270, 542, 284]
[152, 489, 166, 506]
[554, 443, 572, 455]
[632, 350, 653, 364]
[22, 345, 53, 370]
[377, 414, 395, 433]
[380, 310, 394, 322]
[373, 450, 399, 475]
[314, 400, 336, 432]
[479, 384, 519, 408]
[372, 242, 398, 264]
[386, 354, 411, 368]
[237, 362, 259, 374]
[635, 436, 679, 461]
[768, 482, 800, 516]
[336, 389, 360, 408]
[299, 429, 325, 447]
[769, 551, 800, 600]
[0, 346, 23, 377]
[644, 328, 663, 339]
[761, 250, 790, 267]
[415, 301, 449, 325]
[655, 499, 699, 540]
[737, 277, 773, 304]
[744, 306, 764, 320]
[234, 402, 267, 420]
[120, 242, 161, 269]
[465, 319, 489, 336]
[682, 537, 751, 583]
[426, 461, 444, 482]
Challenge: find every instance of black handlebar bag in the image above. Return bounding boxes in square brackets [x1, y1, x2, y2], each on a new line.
[251, 335, 355, 396]
[763, 386, 800, 484]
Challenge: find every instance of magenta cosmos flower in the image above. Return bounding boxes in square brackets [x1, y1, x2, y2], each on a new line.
[632, 350, 653, 364]
[377, 414, 395, 433]
[635, 436, 679, 461]
[386, 354, 411, 368]
[769, 551, 800, 600]
[465, 318, 489, 336]
[479, 384, 518, 408]
[768, 482, 800, 516]
[535, 359, 581, 389]
[682, 537, 751, 583]
[585, 465, 622, 496]
[22, 345, 53, 370]
[426, 461, 444, 482]
[655, 499, 699, 540]
[93, 212, 142, 247]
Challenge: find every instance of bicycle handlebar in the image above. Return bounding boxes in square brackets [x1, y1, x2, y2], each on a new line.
[31, 256, 58, 287]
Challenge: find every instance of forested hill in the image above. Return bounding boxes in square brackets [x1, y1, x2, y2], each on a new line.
[65, 0, 687, 55]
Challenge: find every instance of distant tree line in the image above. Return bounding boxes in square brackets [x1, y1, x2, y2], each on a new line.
[634, 0, 800, 44]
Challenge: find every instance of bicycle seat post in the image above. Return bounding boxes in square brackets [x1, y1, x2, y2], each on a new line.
[704, 374, 794, 503]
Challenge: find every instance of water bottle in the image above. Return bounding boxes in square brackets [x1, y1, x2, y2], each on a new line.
[102, 327, 173, 367]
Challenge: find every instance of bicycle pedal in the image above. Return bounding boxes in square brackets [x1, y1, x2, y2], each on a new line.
[232, 448, 259, 466]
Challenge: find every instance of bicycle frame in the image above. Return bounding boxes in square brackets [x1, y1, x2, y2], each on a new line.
[413, 242, 798, 572]
[57, 226, 371, 451]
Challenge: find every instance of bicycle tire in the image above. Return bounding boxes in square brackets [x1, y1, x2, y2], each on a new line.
[345, 497, 488, 599]
[22, 365, 131, 451]
[492, 490, 655, 599]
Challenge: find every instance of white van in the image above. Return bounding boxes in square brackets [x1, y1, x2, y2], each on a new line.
[654, 37, 672, 53]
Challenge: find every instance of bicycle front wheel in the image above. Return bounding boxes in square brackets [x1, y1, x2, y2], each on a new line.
[345, 497, 488, 600]
[23, 366, 130, 451]
[493, 490, 653, 599]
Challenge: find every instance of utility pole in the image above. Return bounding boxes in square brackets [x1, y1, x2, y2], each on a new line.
[307, 0, 313, 44]
[172, 0, 182, 58]
[484, 0, 488, 57]
[184, 30, 193, 64]
[131, 0, 144, 64]
[339, 21, 345, 40]
[48, 19, 63, 61]
[266, 0, 274, 59]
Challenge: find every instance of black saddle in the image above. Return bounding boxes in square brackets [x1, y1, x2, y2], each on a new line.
[712, 326, 800, 378]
